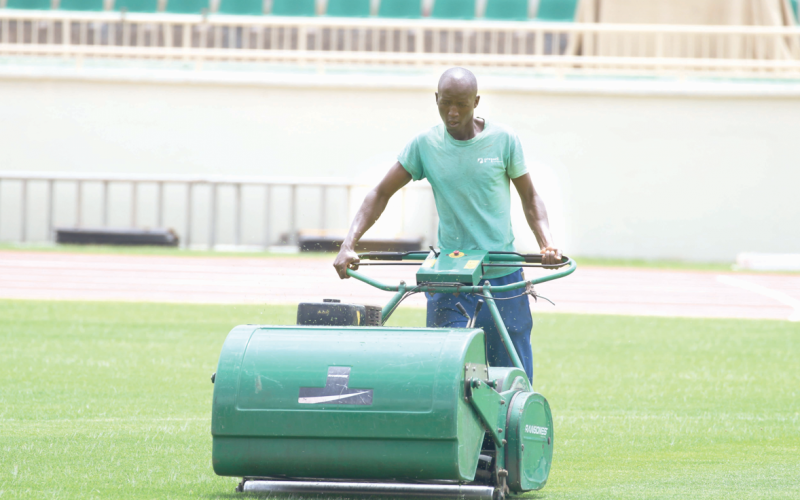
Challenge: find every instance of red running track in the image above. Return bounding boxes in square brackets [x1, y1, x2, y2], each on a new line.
[0, 251, 798, 322]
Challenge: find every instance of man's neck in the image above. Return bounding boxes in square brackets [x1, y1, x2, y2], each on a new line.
[448, 117, 485, 141]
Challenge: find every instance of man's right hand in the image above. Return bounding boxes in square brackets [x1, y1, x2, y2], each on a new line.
[333, 247, 360, 279]
[540, 246, 562, 267]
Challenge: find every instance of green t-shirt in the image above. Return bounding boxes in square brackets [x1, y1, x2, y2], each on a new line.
[398, 120, 528, 279]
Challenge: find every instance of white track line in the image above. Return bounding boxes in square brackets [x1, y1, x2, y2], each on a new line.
[716, 275, 800, 322]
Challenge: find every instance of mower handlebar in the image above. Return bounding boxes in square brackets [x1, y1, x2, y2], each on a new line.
[357, 250, 570, 266]
[346, 256, 577, 294]
[358, 251, 429, 261]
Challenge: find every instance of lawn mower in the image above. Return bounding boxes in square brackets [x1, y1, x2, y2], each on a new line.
[211, 249, 576, 499]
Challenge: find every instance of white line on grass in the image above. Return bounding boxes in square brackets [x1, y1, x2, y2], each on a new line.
[716, 275, 800, 322]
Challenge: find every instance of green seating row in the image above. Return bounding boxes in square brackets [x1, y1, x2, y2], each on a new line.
[482, 0, 580, 22]
[3, 0, 161, 12]
[2, 0, 579, 22]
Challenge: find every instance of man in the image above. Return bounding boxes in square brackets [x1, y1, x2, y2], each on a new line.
[333, 67, 560, 381]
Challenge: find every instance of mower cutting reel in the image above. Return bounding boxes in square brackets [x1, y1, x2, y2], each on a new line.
[211, 250, 576, 499]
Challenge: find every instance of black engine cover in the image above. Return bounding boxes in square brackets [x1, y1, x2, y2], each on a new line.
[297, 299, 367, 326]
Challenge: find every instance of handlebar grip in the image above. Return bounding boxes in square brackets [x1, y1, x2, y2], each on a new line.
[523, 254, 570, 265]
[357, 251, 430, 261]
[523, 254, 543, 263]
[486, 251, 569, 266]
[358, 252, 407, 261]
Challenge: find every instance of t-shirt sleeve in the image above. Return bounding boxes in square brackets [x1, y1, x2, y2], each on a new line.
[506, 134, 528, 179]
[397, 135, 425, 181]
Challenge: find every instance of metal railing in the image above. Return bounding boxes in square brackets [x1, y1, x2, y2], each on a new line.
[0, 171, 436, 249]
[1, 11, 799, 77]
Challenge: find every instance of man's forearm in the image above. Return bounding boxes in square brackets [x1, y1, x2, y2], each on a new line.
[527, 206, 554, 250]
[521, 194, 554, 250]
[334, 163, 411, 279]
[341, 189, 390, 251]
[512, 174, 557, 252]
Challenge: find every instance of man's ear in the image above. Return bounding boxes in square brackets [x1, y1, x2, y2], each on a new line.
[435, 92, 439, 104]
[474, 95, 481, 108]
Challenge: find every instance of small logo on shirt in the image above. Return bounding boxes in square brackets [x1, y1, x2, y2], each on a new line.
[478, 157, 501, 164]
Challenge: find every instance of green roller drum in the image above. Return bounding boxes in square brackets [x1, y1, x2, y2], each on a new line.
[211, 250, 575, 499]
[213, 325, 490, 481]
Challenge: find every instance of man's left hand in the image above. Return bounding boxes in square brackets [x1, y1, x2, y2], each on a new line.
[541, 246, 562, 266]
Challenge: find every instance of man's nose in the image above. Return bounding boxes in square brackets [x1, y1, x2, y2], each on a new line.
[448, 107, 459, 117]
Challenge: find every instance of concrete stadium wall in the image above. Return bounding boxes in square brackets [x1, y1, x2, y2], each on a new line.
[1, 74, 798, 261]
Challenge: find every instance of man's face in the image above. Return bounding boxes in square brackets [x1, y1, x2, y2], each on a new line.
[435, 86, 479, 133]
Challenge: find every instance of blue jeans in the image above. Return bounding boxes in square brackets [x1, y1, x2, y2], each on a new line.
[426, 269, 534, 381]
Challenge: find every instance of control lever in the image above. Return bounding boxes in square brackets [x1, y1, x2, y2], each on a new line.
[467, 300, 483, 328]
[429, 246, 440, 258]
[455, 302, 470, 325]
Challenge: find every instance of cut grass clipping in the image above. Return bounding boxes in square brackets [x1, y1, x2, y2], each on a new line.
[1, 300, 798, 499]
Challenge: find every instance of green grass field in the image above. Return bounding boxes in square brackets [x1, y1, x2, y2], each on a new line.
[1, 300, 798, 499]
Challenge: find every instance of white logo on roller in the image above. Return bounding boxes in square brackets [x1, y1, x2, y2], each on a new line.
[298, 367, 373, 405]
[298, 391, 372, 404]
[525, 425, 548, 436]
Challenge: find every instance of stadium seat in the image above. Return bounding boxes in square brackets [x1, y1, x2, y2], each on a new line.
[217, 0, 263, 15]
[484, 0, 528, 20]
[165, 0, 208, 13]
[326, 0, 370, 17]
[430, 0, 475, 20]
[271, 0, 315, 16]
[534, 0, 578, 21]
[377, 0, 420, 18]
[59, 0, 104, 10]
[791, 0, 799, 24]
[5, 0, 52, 9]
[114, 0, 158, 12]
